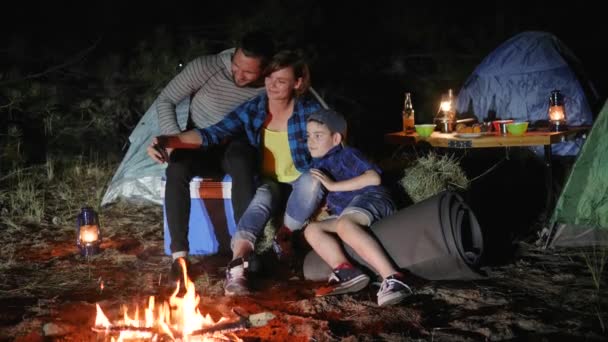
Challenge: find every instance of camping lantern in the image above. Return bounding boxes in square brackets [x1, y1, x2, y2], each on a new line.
[434, 89, 457, 133]
[77, 207, 101, 256]
[548, 89, 567, 131]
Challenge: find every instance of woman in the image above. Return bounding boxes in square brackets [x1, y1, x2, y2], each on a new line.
[150, 50, 325, 295]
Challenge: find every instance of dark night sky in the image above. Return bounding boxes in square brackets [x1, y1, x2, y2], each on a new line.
[5, 2, 606, 80]
[3, 1, 607, 119]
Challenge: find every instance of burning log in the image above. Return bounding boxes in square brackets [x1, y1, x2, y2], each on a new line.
[189, 317, 249, 336]
[92, 311, 275, 338]
[91, 325, 155, 333]
[188, 311, 276, 337]
[90, 318, 246, 339]
[92, 258, 276, 341]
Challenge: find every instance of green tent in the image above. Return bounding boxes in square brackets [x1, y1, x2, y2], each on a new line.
[546, 99, 608, 247]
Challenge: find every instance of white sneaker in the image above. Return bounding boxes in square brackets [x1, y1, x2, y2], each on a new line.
[376, 275, 413, 306]
[224, 258, 250, 296]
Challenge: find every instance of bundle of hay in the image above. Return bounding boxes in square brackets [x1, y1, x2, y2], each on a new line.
[400, 152, 468, 203]
[256, 218, 278, 253]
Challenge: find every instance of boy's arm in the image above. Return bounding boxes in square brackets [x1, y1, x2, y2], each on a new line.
[310, 169, 381, 192]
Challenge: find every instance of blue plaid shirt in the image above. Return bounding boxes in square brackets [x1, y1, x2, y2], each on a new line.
[196, 92, 321, 172]
[311, 145, 388, 215]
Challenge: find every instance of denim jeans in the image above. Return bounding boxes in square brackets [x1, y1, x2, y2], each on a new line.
[340, 190, 396, 227]
[231, 171, 325, 250]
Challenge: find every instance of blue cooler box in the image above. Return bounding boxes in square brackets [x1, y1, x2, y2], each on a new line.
[161, 175, 237, 255]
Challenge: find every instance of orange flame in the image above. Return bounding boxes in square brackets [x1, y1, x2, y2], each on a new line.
[549, 105, 566, 122]
[95, 258, 240, 341]
[79, 224, 99, 243]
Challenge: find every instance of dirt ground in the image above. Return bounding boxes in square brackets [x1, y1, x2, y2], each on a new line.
[1, 204, 607, 341]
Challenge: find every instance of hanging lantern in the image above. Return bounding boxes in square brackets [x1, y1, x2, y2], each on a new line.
[77, 207, 101, 256]
[548, 89, 567, 132]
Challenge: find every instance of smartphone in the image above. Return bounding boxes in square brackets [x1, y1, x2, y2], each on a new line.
[154, 144, 169, 162]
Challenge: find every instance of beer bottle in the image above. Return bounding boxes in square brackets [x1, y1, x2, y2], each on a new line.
[402, 92, 415, 132]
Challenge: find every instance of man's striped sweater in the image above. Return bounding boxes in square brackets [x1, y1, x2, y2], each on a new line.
[156, 49, 263, 134]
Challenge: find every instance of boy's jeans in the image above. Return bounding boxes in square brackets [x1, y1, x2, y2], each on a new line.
[231, 171, 325, 250]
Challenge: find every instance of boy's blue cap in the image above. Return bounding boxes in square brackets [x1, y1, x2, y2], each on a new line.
[307, 109, 347, 137]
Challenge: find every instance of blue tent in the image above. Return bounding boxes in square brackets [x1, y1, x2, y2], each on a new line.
[456, 31, 597, 155]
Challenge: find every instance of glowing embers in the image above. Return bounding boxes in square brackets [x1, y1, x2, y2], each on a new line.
[93, 259, 241, 341]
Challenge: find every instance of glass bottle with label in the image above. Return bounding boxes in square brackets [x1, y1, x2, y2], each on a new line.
[402, 92, 415, 132]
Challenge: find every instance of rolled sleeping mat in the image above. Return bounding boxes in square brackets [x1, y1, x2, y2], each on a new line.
[303, 191, 484, 281]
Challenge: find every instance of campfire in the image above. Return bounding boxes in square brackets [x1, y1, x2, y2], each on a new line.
[93, 259, 252, 341]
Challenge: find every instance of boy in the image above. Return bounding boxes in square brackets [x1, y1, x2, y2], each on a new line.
[303, 109, 412, 306]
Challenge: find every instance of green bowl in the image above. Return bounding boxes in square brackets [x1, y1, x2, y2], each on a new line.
[415, 124, 436, 137]
[506, 122, 529, 136]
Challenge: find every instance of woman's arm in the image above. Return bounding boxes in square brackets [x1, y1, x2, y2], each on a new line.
[196, 98, 256, 146]
[310, 169, 380, 192]
[147, 96, 257, 163]
[146, 130, 202, 164]
[161, 130, 203, 148]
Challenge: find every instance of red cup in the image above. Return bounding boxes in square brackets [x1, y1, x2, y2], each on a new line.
[492, 120, 514, 134]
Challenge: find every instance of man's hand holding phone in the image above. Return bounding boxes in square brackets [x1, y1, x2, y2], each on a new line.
[147, 136, 172, 164]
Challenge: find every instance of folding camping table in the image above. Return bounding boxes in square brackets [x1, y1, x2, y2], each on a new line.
[384, 127, 589, 217]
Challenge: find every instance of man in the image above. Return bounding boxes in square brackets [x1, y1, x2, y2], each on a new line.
[147, 31, 275, 289]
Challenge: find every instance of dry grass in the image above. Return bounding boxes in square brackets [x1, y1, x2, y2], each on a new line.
[582, 246, 607, 332]
[0, 157, 114, 229]
[0, 157, 119, 298]
[582, 246, 607, 292]
[257, 218, 279, 253]
[0, 245, 17, 272]
[399, 151, 468, 203]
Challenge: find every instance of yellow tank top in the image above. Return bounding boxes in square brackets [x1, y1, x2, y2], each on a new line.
[261, 128, 301, 183]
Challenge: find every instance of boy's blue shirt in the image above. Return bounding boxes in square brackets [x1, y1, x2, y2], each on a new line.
[311, 144, 388, 215]
[196, 92, 321, 172]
